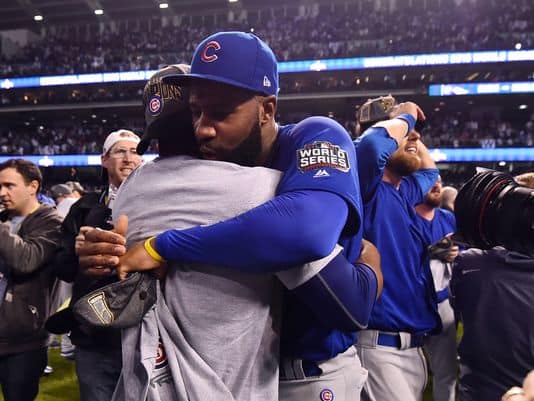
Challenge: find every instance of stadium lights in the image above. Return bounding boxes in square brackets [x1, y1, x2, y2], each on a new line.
[228, 0, 239, 3]
[519, 104, 528, 110]
[159, 3, 169, 8]
[515, 42, 522, 50]
[33, 15, 43, 21]
[94, 9, 104, 15]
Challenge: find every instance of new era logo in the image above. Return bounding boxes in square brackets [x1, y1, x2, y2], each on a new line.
[313, 169, 330, 178]
[263, 76, 271, 87]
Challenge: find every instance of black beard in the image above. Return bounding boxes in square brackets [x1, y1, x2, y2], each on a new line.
[386, 150, 421, 176]
[220, 118, 262, 167]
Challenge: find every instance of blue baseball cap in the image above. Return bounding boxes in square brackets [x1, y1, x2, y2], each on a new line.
[164, 31, 279, 97]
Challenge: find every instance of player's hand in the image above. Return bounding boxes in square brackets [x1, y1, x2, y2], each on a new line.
[357, 239, 383, 298]
[116, 239, 164, 280]
[77, 215, 128, 277]
[444, 245, 460, 263]
[357, 239, 380, 270]
[501, 370, 534, 401]
[390, 102, 426, 123]
[75, 226, 93, 254]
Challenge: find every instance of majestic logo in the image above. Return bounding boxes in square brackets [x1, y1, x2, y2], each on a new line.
[297, 141, 350, 173]
[201, 41, 221, 63]
[148, 95, 162, 115]
[87, 292, 114, 325]
[313, 169, 330, 178]
[320, 388, 334, 401]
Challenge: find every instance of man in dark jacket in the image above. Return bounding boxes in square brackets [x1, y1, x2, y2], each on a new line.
[50, 129, 142, 401]
[0, 158, 62, 401]
[451, 172, 534, 401]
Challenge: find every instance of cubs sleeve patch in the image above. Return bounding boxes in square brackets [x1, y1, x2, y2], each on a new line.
[296, 141, 350, 173]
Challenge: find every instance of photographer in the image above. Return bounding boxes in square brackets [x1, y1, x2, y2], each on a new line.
[450, 171, 534, 401]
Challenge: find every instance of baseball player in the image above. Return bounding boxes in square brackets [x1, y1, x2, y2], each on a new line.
[80, 32, 381, 401]
[353, 97, 440, 401]
[415, 176, 459, 401]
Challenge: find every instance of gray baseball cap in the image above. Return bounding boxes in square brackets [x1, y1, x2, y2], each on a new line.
[50, 183, 72, 199]
[72, 272, 157, 329]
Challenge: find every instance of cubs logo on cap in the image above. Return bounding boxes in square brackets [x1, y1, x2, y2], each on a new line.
[148, 95, 162, 115]
[163, 31, 279, 97]
[201, 41, 221, 63]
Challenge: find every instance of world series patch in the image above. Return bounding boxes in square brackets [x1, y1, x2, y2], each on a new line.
[296, 141, 350, 173]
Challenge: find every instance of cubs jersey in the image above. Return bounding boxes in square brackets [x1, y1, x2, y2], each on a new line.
[267, 116, 366, 362]
[415, 208, 456, 247]
[355, 126, 441, 335]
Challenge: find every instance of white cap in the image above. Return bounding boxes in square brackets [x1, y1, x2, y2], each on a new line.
[102, 129, 141, 155]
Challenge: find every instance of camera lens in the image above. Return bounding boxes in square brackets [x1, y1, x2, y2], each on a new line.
[454, 171, 534, 254]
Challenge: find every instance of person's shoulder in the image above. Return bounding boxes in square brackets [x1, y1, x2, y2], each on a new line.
[289, 116, 350, 140]
[279, 117, 353, 151]
[436, 208, 455, 223]
[30, 203, 63, 224]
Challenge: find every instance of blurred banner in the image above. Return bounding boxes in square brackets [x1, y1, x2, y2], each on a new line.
[2, 49, 533, 90]
[429, 81, 534, 96]
[0, 149, 531, 166]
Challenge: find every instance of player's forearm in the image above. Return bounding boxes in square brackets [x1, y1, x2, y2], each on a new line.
[411, 168, 441, 203]
[373, 113, 415, 145]
[417, 140, 437, 170]
[290, 254, 378, 331]
[355, 126, 398, 200]
[154, 190, 349, 273]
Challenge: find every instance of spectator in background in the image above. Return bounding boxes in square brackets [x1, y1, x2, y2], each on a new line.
[0, 159, 62, 401]
[49, 183, 79, 360]
[50, 184, 78, 218]
[46, 130, 142, 401]
[65, 181, 85, 199]
[440, 186, 458, 213]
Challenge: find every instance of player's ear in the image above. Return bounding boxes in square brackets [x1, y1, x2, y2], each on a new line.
[259, 95, 276, 125]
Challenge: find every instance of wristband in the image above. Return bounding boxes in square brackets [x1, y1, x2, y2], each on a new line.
[396, 113, 416, 136]
[144, 236, 165, 263]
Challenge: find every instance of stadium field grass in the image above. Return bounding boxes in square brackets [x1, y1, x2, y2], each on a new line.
[0, 345, 440, 401]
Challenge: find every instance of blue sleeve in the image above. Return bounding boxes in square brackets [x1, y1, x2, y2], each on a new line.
[291, 255, 378, 331]
[274, 117, 362, 236]
[400, 169, 440, 206]
[155, 190, 349, 273]
[354, 126, 398, 203]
